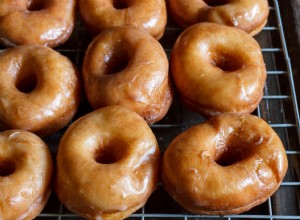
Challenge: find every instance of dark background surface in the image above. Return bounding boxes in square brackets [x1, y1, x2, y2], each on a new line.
[279, 0, 300, 103]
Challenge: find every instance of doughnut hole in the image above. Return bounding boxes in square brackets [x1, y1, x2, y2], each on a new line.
[203, 0, 230, 6]
[103, 45, 129, 75]
[27, 0, 48, 11]
[112, 0, 129, 9]
[15, 67, 38, 93]
[0, 160, 16, 177]
[94, 141, 127, 164]
[210, 51, 244, 72]
[215, 142, 254, 167]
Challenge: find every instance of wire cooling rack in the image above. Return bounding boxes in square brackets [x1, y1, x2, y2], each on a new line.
[0, 0, 296, 219]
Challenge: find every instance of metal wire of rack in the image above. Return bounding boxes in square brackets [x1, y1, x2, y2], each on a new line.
[0, 0, 296, 219]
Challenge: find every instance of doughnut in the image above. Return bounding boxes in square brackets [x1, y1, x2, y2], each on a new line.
[162, 113, 288, 215]
[0, 130, 53, 219]
[82, 26, 173, 124]
[168, 0, 269, 36]
[78, 0, 167, 39]
[0, 45, 81, 136]
[55, 105, 160, 219]
[0, 0, 76, 47]
[170, 23, 266, 117]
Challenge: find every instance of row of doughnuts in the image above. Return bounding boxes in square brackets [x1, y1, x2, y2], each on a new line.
[0, 0, 166, 47]
[164, 0, 287, 216]
[0, 0, 288, 220]
[0, 110, 288, 219]
[0, 0, 271, 133]
[0, 0, 269, 48]
[163, 0, 287, 216]
[0, 0, 170, 219]
[0, 28, 172, 136]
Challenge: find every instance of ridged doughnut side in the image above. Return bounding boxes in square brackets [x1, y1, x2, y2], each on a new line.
[0, 0, 76, 47]
[0, 130, 53, 219]
[168, 0, 269, 36]
[78, 0, 167, 39]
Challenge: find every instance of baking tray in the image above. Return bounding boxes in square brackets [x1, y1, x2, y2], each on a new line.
[1, 0, 299, 219]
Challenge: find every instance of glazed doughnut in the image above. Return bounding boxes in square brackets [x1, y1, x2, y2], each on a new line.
[78, 0, 167, 39]
[0, 0, 76, 47]
[0, 45, 81, 136]
[162, 113, 288, 215]
[171, 23, 266, 117]
[0, 130, 53, 219]
[55, 105, 160, 219]
[168, 0, 269, 36]
[83, 26, 173, 124]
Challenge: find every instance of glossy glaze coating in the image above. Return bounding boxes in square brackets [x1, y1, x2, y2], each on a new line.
[55, 106, 160, 220]
[78, 0, 167, 39]
[0, 45, 81, 136]
[0, 130, 53, 219]
[83, 26, 173, 124]
[0, 0, 76, 47]
[168, 0, 269, 36]
[171, 23, 266, 117]
[162, 113, 288, 215]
